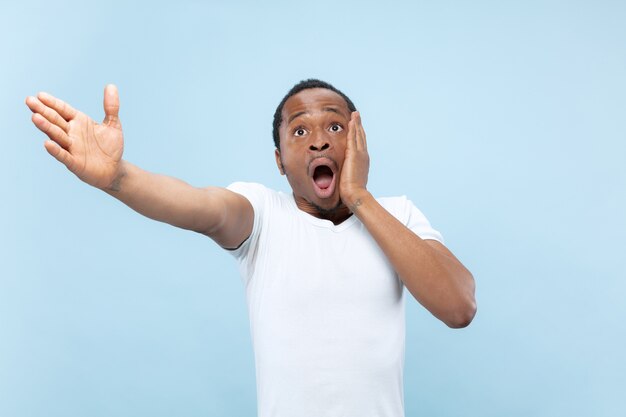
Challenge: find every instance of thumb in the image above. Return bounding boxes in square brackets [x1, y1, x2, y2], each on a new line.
[103, 84, 120, 126]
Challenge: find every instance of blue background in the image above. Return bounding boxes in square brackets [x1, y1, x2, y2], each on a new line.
[1, 1, 625, 416]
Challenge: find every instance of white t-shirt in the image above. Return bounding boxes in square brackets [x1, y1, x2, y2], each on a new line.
[226, 182, 444, 417]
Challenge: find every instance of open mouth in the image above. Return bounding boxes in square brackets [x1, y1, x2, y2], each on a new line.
[309, 158, 337, 199]
[313, 165, 334, 189]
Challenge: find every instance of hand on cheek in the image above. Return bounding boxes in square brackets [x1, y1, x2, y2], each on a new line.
[339, 111, 370, 209]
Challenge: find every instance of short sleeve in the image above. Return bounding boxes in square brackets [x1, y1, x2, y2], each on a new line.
[379, 195, 445, 244]
[225, 182, 267, 261]
[405, 199, 445, 244]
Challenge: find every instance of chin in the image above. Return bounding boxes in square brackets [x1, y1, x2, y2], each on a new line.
[310, 196, 343, 214]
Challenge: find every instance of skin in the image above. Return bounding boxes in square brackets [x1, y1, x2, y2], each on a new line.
[25, 85, 476, 328]
[276, 89, 476, 327]
[24, 85, 253, 249]
[275, 88, 357, 224]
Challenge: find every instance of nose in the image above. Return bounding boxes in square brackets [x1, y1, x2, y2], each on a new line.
[309, 142, 330, 151]
[309, 131, 330, 152]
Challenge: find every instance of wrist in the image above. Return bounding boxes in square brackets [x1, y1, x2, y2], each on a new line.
[342, 188, 372, 212]
[103, 160, 128, 192]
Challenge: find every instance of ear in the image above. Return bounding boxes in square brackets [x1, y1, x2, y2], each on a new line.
[275, 149, 285, 175]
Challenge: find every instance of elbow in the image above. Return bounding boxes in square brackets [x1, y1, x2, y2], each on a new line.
[444, 299, 477, 329]
[445, 270, 477, 328]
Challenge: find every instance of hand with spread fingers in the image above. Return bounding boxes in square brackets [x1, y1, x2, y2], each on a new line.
[339, 111, 370, 210]
[25, 84, 124, 190]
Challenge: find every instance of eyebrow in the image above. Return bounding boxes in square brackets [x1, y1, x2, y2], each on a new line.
[287, 107, 345, 125]
[322, 107, 343, 116]
[288, 111, 307, 125]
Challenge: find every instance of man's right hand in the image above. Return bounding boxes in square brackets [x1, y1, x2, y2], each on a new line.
[25, 84, 124, 190]
[25, 84, 253, 249]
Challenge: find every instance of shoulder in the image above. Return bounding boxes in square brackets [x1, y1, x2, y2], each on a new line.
[226, 182, 295, 218]
[226, 182, 279, 205]
[226, 181, 272, 195]
[376, 194, 445, 243]
[376, 195, 412, 220]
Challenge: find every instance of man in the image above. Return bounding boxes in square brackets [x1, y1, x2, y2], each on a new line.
[26, 79, 476, 417]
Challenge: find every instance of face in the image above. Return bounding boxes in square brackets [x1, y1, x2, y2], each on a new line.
[275, 88, 352, 218]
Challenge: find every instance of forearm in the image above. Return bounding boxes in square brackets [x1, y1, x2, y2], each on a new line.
[102, 160, 222, 234]
[349, 191, 476, 328]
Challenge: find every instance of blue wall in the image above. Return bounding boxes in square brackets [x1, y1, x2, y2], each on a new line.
[1, 1, 624, 416]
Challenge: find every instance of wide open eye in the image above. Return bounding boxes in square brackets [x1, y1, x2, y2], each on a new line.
[294, 127, 307, 137]
[329, 123, 343, 133]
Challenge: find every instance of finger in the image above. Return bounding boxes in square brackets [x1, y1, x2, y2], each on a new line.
[352, 111, 364, 151]
[44, 139, 75, 170]
[25, 96, 70, 133]
[347, 112, 357, 151]
[37, 91, 78, 121]
[356, 112, 367, 151]
[32, 113, 72, 149]
[103, 84, 120, 126]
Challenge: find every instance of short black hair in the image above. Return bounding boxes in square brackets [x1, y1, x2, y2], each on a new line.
[272, 79, 357, 149]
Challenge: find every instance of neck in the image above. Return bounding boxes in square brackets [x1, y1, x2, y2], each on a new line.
[293, 194, 353, 225]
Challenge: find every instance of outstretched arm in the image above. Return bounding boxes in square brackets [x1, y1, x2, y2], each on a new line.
[340, 112, 476, 328]
[25, 85, 252, 249]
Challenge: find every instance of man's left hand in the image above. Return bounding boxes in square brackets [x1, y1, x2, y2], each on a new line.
[339, 111, 370, 210]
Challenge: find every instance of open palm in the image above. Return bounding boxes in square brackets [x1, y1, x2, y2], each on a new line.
[26, 85, 124, 189]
